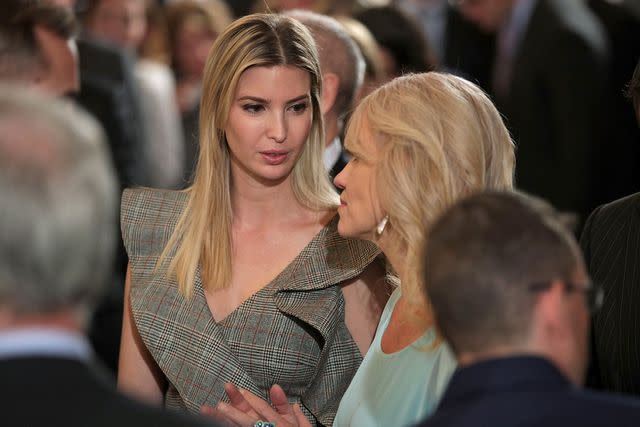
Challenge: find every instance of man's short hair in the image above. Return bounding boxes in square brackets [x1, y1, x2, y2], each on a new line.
[423, 191, 579, 355]
[0, 0, 75, 79]
[0, 86, 117, 320]
[286, 10, 365, 121]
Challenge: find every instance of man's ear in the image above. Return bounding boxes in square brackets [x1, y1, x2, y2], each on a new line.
[320, 72, 340, 116]
[30, 26, 54, 91]
[533, 280, 567, 342]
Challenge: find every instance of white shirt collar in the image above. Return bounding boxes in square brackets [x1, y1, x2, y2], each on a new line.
[324, 137, 343, 172]
[0, 328, 92, 361]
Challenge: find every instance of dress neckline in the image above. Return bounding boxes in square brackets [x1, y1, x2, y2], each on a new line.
[378, 287, 438, 358]
[196, 215, 339, 325]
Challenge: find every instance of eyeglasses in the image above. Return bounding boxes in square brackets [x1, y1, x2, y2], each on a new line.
[528, 280, 604, 313]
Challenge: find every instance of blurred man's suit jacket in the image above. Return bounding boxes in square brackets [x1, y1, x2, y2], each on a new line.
[581, 193, 640, 396]
[76, 36, 150, 190]
[2, 354, 214, 426]
[75, 37, 150, 373]
[587, 0, 640, 202]
[494, 0, 609, 222]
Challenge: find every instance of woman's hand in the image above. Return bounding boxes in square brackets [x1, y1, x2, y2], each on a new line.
[200, 383, 311, 427]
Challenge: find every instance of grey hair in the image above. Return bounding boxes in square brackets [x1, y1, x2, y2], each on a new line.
[0, 85, 117, 322]
[285, 9, 365, 122]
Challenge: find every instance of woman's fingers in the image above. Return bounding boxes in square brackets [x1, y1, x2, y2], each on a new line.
[269, 384, 292, 415]
[200, 404, 240, 427]
[292, 404, 311, 426]
[225, 383, 260, 419]
[213, 400, 258, 427]
[239, 389, 281, 418]
[204, 384, 311, 427]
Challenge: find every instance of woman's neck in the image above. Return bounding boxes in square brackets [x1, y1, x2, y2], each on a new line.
[375, 233, 407, 284]
[231, 173, 312, 231]
[376, 232, 432, 325]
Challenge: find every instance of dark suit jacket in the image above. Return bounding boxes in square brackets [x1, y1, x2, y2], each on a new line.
[588, 0, 640, 202]
[76, 37, 152, 373]
[415, 356, 640, 427]
[580, 192, 640, 395]
[495, 0, 609, 221]
[444, 7, 496, 89]
[76, 37, 150, 190]
[1, 356, 216, 427]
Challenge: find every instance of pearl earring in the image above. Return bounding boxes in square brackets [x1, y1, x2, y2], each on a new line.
[375, 215, 389, 236]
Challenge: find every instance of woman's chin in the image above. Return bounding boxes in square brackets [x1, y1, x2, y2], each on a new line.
[336, 220, 352, 238]
[337, 221, 371, 242]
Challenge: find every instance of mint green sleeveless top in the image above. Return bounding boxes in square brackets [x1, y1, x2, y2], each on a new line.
[333, 287, 456, 427]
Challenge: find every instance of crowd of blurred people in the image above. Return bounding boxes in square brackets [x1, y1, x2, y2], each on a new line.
[1, 0, 640, 426]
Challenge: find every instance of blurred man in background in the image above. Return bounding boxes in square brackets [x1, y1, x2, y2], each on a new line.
[0, 87, 215, 427]
[455, 0, 609, 223]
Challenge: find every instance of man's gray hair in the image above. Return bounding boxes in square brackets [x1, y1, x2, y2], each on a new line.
[285, 10, 365, 121]
[0, 85, 117, 322]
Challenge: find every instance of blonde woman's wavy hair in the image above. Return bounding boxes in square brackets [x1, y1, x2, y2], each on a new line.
[160, 13, 338, 297]
[346, 72, 515, 307]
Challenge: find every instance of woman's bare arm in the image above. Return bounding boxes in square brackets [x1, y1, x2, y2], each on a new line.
[117, 264, 167, 405]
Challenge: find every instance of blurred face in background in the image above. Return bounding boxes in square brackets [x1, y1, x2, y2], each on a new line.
[174, 13, 217, 80]
[457, 0, 514, 32]
[86, 0, 147, 50]
[47, 0, 75, 8]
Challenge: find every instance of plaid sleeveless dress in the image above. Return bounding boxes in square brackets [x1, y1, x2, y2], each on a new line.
[120, 188, 380, 426]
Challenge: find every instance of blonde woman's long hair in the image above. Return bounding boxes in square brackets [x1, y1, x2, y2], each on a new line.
[346, 72, 515, 307]
[160, 13, 338, 297]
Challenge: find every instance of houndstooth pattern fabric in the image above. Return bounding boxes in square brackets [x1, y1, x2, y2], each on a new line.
[121, 188, 381, 426]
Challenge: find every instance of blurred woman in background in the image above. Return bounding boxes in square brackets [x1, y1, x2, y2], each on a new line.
[165, 0, 233, 182]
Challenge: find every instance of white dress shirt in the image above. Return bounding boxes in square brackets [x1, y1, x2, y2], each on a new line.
[0, 328, 92, 361]
[324, 137, 343, 172]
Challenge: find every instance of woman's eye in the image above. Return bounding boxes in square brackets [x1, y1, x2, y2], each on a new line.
[242, 104, 264, 114]
[289, 102, 308, 113]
